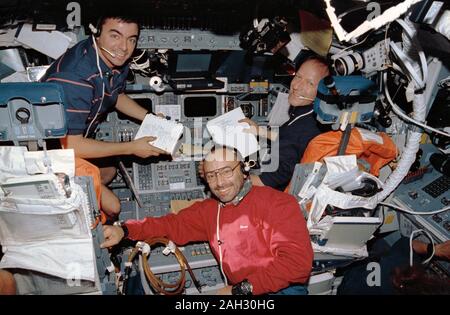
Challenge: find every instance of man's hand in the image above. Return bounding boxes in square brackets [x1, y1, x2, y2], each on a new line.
[0, 270, 16, 295]
[216, 285, 232, 295]
[239, 118, 277, 141]
[239, 118, 259, 136]
[130, 136, 168, 158]
[101, 225, 125, 248]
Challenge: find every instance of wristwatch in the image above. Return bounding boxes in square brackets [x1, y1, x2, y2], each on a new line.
[113, 221, 129, 238]
[231, 279, 253, 295]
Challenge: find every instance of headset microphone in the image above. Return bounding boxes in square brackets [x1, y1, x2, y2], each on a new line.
[324, 75, 344, 110]
[100, 46, 116, 58]
[296, 95, 315, 101]
[88, 23, 117, 58]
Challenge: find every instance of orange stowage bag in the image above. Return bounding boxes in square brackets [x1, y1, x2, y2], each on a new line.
[74, 157, 102, 209]
[301, 127, 397, 176]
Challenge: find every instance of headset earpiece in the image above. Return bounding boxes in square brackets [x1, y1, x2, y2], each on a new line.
[241, 162, 251, 174]
[242, 159, 256, 174]
[88, 23, 98, 36]
[89, 17, 103, 37]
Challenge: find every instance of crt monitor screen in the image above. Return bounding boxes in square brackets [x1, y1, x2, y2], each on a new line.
[133, 98, 153, 112]
[426, 88, 449, 128]
[184, 96, 217, 117]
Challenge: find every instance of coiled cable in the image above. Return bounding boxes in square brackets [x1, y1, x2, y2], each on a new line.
[128, 237, 202, 295]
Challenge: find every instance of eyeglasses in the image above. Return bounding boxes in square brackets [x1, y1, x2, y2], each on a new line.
[204, 163, 240, 183]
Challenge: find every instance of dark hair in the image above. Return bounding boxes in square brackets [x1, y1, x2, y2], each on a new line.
[96, 10, 140, 34]
[392, 265, 450, 295]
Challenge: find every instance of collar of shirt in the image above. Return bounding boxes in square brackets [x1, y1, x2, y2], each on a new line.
[288, 104, 314, 119]
[220, 179, 253, 207]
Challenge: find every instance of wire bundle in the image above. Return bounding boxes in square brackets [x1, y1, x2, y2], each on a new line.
[128, 237, 202, 295]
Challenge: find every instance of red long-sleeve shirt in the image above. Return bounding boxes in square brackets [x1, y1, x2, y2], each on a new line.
[125, 186, 313, 294]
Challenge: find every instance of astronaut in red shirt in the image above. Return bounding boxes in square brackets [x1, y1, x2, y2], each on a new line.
[102, 147, 313, 295]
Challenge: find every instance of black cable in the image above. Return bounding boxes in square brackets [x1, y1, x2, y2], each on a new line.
[337, 124, 352, 155]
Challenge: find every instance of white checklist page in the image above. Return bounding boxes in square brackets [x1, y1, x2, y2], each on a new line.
[134, 114, 184, 155]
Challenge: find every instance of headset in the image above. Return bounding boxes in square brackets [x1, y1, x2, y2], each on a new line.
[89, 18, 117, 58]
[241, 162, 250, 174]
[206, 147, 255, 176]
[240, 159, 256, 175]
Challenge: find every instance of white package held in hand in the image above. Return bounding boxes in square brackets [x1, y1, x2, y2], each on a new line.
[134, 114, 184, 156]
[206, 107, 259, 158]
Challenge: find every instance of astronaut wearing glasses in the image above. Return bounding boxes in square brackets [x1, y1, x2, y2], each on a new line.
[102, 146, 313, 295]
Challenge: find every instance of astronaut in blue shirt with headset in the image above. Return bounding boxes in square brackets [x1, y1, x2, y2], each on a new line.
[41, 11, 167, 219]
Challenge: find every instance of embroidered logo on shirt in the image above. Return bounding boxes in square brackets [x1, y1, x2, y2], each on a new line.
[240, 225, 248, 229]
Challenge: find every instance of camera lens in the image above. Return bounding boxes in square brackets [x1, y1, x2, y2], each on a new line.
[333, 52, 364, 75]
[334, 58, 349, 76]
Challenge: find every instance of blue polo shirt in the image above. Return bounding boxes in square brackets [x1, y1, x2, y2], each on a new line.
[260, 104, 322, 191]
[41, 37, 129, 137]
